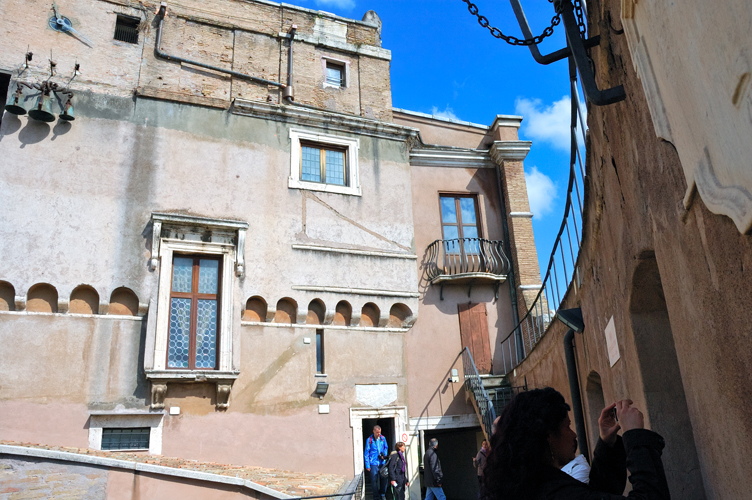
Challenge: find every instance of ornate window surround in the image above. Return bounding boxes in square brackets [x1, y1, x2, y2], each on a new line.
[144, 213, 248, 410]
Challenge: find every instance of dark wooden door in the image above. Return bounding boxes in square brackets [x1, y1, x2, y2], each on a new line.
[458, 303, 492, 374]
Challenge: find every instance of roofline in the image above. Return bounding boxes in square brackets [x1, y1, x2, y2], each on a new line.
[244, 0, 382, 29]
[393, 108, 524, 130]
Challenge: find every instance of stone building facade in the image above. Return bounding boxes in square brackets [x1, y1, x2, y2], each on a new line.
[505, 1, 752, 499]
[0, 1, 539, 498]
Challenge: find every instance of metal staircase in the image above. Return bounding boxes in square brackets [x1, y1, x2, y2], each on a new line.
[461, 348, 526, 439]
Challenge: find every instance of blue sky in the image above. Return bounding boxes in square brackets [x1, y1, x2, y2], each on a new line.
[297, 0, 577, 276]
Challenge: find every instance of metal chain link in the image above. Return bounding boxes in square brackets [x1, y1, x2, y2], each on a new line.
[461, 0, 561, 46]
[573, 0, 587, 36]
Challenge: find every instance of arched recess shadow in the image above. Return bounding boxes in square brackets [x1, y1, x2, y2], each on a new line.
[585, 371, 605, 455]
[629, 254, 705, 499]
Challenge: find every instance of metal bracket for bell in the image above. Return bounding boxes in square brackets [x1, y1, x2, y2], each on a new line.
[28, 94, 56, 122]
[4, 86, 27, 115]
[59, 98, 74, 121]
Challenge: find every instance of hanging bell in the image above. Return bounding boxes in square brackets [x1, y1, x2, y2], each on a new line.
[28, 94, 56, 122]
[4, 86, 27, 115]
[59, 98, 74, 121]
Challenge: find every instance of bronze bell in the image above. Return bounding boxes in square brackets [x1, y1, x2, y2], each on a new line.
[4, 86, 27, 115]
[59, 98, 74, 121]
[28, 94, 56, 122]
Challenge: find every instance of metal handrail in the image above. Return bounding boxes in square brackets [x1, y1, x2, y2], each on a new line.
[499, 58, 588, 374]
[461, 348, 497, 439]
[426, 238, 511, 282]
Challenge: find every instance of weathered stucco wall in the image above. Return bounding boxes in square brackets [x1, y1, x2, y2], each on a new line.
[408, 164, 516, 419]
[510, 0, 752, 498]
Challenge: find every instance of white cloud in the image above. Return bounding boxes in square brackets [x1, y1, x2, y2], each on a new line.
[515, 96, 587, 151]
[314, 0, 356, 9]
[430, 105, 460, 121]
[525, 166, 558, 219]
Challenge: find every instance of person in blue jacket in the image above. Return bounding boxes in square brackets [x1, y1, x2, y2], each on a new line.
[364, 425, 390, 500]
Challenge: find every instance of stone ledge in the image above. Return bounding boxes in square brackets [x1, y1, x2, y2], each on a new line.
[0, 444, 292, 499]
[0, 442, 346, 497]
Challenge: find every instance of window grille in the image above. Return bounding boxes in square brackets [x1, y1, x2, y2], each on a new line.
[114, 15, 140, 44]
[101, 428, 150, 450]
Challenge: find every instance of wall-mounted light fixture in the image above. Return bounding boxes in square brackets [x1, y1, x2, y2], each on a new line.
[314, 381, 329, 399]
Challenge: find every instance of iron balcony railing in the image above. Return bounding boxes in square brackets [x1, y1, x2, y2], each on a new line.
[426, 238, 511, 284]
[499, 58, 589, 375]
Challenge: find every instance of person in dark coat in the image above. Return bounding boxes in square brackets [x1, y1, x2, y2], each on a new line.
[388, 441, 409, 500]
[482, 387, 671, 500]
[423, 438, 445, 500]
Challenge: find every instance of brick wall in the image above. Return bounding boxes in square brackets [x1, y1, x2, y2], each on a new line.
[0, 0, 391, 119]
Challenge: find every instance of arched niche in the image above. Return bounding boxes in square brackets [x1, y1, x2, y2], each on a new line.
[109, 287, 139, 316]
[0, 281, 15, 311]
[332, 300, 352, 326]
[306, 299, 326, 325]
[27, 283, 58, 313]
[359, 302, 380, 327]
[69, 285, 100, 314]
[243, 296, 267, 322]
[629, 254, 705, 496]
[585, 371, 605, 453]
[274, 297, 297, 324]
[388, 303, 412, 328]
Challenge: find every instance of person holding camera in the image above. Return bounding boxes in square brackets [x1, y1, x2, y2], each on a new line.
[364, 425, 390, 500]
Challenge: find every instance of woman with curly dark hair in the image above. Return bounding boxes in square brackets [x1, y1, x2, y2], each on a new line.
[482, 387, 670, 500]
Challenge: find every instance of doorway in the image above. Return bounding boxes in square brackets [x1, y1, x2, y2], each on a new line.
[0, 72, 11, 128]
[362, 417, 395, 500]
[423, 427, 483, 500]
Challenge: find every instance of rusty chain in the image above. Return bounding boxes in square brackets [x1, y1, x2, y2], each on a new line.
[461, 0, 588, 46]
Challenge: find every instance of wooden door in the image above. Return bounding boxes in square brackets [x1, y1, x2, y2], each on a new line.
[458, 302, 492, 374]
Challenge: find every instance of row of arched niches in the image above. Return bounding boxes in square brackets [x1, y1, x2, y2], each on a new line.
[0, 281, 415, 329]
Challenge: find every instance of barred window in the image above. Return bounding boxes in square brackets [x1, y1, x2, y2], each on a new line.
[114, 15, 140, 44]
[101, 428, 150, 450]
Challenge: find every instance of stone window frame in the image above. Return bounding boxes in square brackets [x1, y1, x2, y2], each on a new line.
[289, 128, 361, 196]
[144, 213, 247, 410]
[88, 411, 164, 455]
[321, 56, 350, 89]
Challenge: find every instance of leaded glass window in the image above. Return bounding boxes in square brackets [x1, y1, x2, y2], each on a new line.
[167, 255, 221, 369]
[101, 428, 150, 450]
[299, 142, 347, 186]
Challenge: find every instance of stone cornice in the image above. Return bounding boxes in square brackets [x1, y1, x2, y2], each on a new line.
[278, 31, 390, 61]
[490, 140, 532, 163]
[232, 99, 420, 144]
[409, 147, 496, 168]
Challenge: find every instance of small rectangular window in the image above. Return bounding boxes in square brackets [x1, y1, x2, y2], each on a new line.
[114, 15, 140, 44]
[300, 142, 347, 186]
[316, 329, 325, 374]
[102, 428, 150, 450]
[326, 62, 344, 87]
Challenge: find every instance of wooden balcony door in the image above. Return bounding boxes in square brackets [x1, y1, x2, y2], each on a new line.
[458, 302, 492, 374]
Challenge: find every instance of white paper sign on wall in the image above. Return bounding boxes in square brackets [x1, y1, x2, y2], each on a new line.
[604, 316, 620, 367]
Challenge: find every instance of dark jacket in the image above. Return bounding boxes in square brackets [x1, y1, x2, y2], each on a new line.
[424, 447, 443, 488]
[535, 429, 670, 499]
[388, 451, 407, 485]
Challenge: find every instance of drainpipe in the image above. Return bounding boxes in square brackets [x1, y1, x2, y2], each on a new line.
[495, 161, 522, 361]
[283, 25, 296, 103]
[557, 308, 588, 462]
[154, 3, 285, 89]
